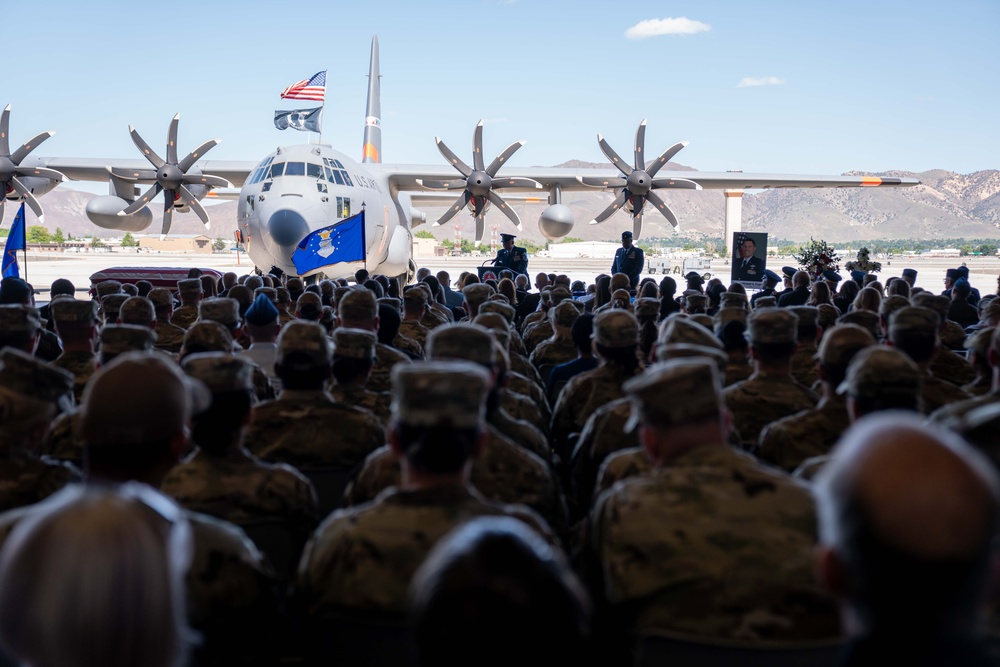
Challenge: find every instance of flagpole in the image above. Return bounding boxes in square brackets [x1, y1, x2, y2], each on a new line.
[318, 70, 327, 144]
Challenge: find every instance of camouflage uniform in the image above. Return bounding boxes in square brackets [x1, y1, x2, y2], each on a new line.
[367, 342, 411, 393]
[39, 410, 83, 466]
[245, 390, 385, 470]
[592, 444, 839, 640]
[398, 318, 431, 350]
[724, 375, 818, 449]
[490, 404, 551, 461]
[529, 336, 577, 369]
[789, 339, 819, 388]
[392, 332, 423, 359]
[929, 349, 976, 387]
[344, 425, 562, 530]
[522, 320, 554, 354]
[154, 319, 187, 354]
[171, 303, 200, 330]
[920, 369, 971, 414]
[328, 383, 392, 426]
[929, 389, 1000, 425]
[161, 448, 319, 542]
[723, 353, 753, 386]
[296, 484, 551, 618]
[50, 351, 97, 405]
[551, 364, 642, 452]
[570, 398, 638, 508]
[756, 395, 850, 472]
[594, 446, 650, 498]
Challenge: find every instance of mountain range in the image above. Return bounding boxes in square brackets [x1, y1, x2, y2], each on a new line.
[10, 165, 1000, 244]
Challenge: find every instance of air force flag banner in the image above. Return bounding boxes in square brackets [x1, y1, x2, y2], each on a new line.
[292, 210, 366, 277]
[274, 108, 323, 133]
[2, 203, 26, 279]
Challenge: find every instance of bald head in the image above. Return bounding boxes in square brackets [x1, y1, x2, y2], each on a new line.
[816, 412, 999, 634]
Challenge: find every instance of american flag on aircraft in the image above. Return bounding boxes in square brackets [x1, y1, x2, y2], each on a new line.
[280, 71, 326, 102]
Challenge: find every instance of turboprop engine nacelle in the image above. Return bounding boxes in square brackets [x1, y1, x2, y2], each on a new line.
[538, 203, 575, 241]
[86, 196, 154, 232]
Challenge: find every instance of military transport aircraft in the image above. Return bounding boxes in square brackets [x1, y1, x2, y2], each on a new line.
[1, 36, 918, 282]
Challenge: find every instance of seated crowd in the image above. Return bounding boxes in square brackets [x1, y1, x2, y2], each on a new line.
[0, 260, 997, 666]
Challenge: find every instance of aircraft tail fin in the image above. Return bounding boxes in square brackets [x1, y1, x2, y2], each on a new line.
[362, 35, 382, 164]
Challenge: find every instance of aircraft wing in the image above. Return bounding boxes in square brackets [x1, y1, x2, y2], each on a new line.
[37, 158, 256, 188]
[383, 164, 919, 191]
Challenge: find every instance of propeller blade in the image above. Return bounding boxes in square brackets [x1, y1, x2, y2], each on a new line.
[647, 141, 689, 178]
[178, 138, 220, 173]
[435, 138, 472, 177]
[10, 131, 55, 166]
[0, 105, 9, 157]
[177, 185, 211, 229]
[414, 178, 467, 191]
[598, 135, 633, 177]
[475, 215, 486, 243]
[632, 209, 642, 239]
[435, 190, 472, 226]
[646, 190, 679, 228]
[120, 183, 162, 216]
[166, 114, 179, 165]
[487, 191, 523, 231]
[472, 120, 485, 172]
[491, 177, 542, 190]
[651, 176, 701, 190]
[9, 177, 44, 223]
[15, 166, 64, 182]
[129, 126, 165, 169]
[108, 167, 157, 181]
[634, 119, 646, 172]
[589, 191, 628, 225]
[160, 196, 174, 238]
[485, 138, 527, 176]
[576, 175, 627, 189]
[182, 174, 231, 189]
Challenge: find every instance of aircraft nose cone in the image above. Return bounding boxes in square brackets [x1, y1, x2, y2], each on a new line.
[267, 208, 310, 247]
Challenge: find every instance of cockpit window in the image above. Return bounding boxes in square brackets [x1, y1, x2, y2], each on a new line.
[306, 163, 323, 179]
[269, 162, 285, 179]
[284, 162, 305, 177]
[331, 170, 344, 186]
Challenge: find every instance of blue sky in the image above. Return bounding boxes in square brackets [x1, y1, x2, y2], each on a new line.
[3, 0, 997, 193]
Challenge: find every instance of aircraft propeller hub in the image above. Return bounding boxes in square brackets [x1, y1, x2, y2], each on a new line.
[626, 170, 651, 195]
[467, 171, 492, 196]
[157, 164, 184, 190]
[0, 156, 14, 181]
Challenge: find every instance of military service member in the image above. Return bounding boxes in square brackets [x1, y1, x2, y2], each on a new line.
[328, 327, 392, 425]
[171, 278, 203, 329]
[337, 288, 410, 393]
[492, 233, 528, 275]
[611, 231, 644, 290]
[49, 298, 100, 404]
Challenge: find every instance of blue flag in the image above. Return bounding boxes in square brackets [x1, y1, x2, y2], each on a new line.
[2, 203, 26, 279]
[291, 210, 366, 277]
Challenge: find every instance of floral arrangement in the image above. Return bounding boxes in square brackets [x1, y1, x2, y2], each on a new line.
[844, 247, 882, 274]
[792, 238, 840, 280]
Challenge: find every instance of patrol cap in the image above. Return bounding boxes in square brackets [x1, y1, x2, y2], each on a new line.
[337, 288, 378, 322]
[762, 270, 781, 286]
[837, 346, 922, 399]
[462, 284, 494, 307]
[746, 307, 798, 344]
[276, 287, 291, 304]
[592, 309, 639, 348]
[427, 323, 496, 368]
[182, 352, 254, 394]
[719, 292, 748, 310]
[479, 300, 517, 324]
[51, 299, 98, 324]
[0, 347, 73, 405]
[754, 296, 777, 309]
[276, 321, 332, 370]
[198, 297, 241, 328]
[624, 359, 721, 431]
[254, 287, 278, 304]
[685, 294, 708, 310]
[781, 266, 797, 279]
[119, 297, 155, 325]
[227, 285, 253, 315]
[822, 270, 842, 283]
[713, 307, 747, 334]
[177, 278, 203, 297]
[378, 297, 401, 313]
[391, 360, 490, 429]
[901, 268, 917, 279]
[658, 314, 724, 350]
[500, 233, 516, 241]
[488, 294, 510, 305]
[182, 321, 233, 353]
[94, 280, 123, 299]
[632, 298, 660, 321]
[244, 293, 279, 326]
[473, 313, 512, 352]
[621, 230, 632, 239]
[101, 294, 129, 320]
[789, 306, 818, 330]
[655, 342, 728, 373]
[963, 327, 996, 359]
[147, 288, 174, 309]
[332, 327, 377, 360]
[285, 277, 305, 294]
[684, 272, 704, 285]
[295, 292, 323, 320]
[889, 306, 939, 338]
[101, 324, 156, 357]
[817, 323, 876, 365]
[0, 304, 41, 335]
[403, 286, 428, 306]
[689, 314, 714, 330]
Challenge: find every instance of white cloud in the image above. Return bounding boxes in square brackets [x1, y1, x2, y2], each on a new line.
[737, 76, 786, 88]
[624, 17, 711, 40]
